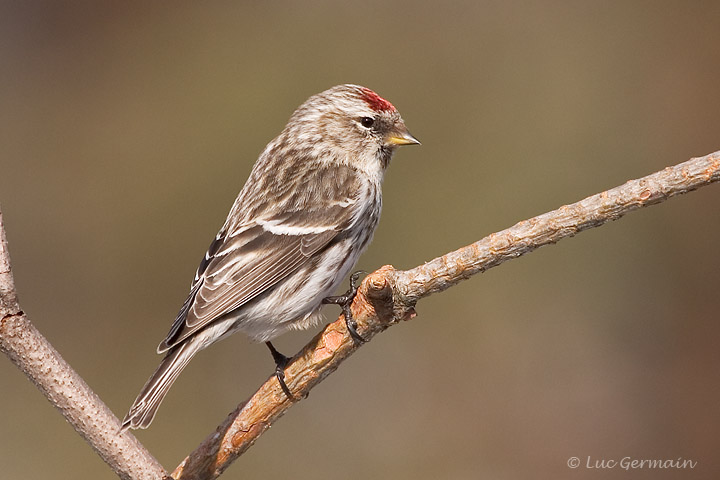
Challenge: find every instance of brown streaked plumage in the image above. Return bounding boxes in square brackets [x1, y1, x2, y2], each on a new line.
[121, 84, 419, 430]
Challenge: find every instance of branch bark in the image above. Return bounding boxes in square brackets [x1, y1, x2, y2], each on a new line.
[172, 150, 720, 479]
[0, 210, 169, 480]
[1, 150, 718, 480]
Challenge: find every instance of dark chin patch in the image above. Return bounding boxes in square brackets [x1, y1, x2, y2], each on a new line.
[378, 146, 394, 169]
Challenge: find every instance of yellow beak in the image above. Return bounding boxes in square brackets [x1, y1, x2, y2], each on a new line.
[385, 127, 421, 146]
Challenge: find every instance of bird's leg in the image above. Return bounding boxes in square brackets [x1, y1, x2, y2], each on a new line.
[322, 271, 366, 344]
[265, 341, 294, 399]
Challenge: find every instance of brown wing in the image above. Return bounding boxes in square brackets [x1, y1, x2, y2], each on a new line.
[157, 204, 357, 352]
[156, 163, 365, 353]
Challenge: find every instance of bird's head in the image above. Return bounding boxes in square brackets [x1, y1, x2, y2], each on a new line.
[283, 84, 420, 174]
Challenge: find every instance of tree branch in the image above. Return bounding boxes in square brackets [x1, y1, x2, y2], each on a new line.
[0, 209, 169, 480]
[392, 150, 720, 303]
[2, 151, 718, 479]
[172, 150, 720, 479]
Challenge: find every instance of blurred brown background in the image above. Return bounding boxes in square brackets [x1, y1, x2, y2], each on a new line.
[2, 1, 719, 479]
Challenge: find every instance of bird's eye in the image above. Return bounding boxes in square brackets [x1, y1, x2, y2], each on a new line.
[360, 117, 375, 128]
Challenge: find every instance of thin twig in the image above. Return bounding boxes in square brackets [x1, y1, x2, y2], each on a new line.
[393, 150, 720, 302]
[0, 209, 169, 480]
[172, 150, 720, 479]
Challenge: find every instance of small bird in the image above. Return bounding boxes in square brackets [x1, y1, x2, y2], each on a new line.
[121, 84, 419, 430]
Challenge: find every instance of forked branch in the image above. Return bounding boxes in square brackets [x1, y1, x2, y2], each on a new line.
[0, 150, 718, 480]
[172, 150, 720, 479]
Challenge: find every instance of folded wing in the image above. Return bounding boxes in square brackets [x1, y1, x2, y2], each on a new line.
[158, 199, 358, 352]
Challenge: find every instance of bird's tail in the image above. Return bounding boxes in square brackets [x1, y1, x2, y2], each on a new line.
[120, 341, 200, 431]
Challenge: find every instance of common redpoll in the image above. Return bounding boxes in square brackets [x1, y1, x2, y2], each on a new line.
[121, 84, 419, 430]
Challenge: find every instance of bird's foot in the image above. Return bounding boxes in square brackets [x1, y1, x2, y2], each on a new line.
[322, 271, 366, 344]
[265, 341, 294, 399]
